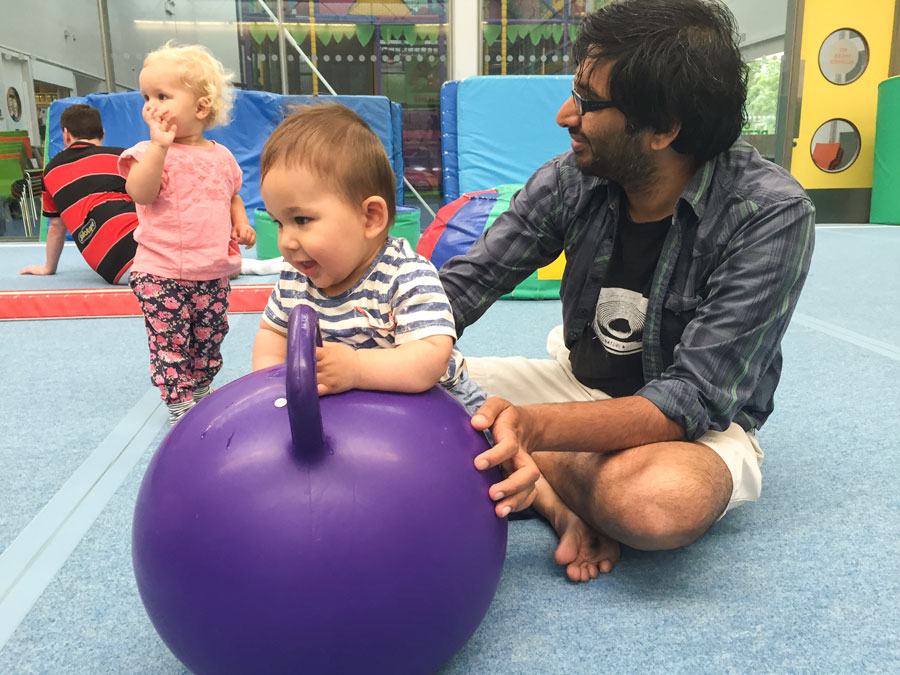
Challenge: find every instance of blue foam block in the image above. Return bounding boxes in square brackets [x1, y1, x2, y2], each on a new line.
[455, 75, 574, 194]
[440, 80, 460, 203]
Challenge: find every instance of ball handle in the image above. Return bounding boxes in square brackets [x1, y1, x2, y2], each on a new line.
[286, 305, 325, 458]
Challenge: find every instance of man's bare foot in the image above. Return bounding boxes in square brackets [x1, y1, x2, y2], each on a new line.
[533, 476, 620, 581]
[552, 509, 620, 582]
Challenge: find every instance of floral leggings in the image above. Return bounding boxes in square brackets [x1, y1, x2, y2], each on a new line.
[130, 272, 230, 404]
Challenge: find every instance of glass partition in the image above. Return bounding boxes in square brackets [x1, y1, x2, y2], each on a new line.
[481, 0, 599, 76]
[123, 1, 449, 217]
[742, 52, 783, 161]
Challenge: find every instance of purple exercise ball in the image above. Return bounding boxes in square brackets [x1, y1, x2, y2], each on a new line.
[132, 305, 507, 674]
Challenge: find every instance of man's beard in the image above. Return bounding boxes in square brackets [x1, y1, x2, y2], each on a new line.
[576, 129, 657, 194]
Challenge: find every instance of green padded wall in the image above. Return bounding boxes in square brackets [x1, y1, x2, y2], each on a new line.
[870, 77, 900, 224]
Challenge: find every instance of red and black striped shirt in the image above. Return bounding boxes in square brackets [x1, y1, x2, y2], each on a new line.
[42, 142, 138, 284]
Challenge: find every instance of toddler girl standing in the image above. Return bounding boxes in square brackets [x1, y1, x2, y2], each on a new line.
[119, 43, 256, 425]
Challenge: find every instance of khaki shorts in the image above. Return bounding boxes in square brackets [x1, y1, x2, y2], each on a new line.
[465, 326, 764, 516]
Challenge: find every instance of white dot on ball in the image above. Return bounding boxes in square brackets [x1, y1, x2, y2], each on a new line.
[274, 398, 287, 408]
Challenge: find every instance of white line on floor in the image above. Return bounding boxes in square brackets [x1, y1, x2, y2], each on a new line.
[0, 388, 164, 651]
[792, 313, 900, 362]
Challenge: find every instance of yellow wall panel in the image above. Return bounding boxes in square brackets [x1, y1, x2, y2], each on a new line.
[790, 0, 895, 189]
[537, 252, 566, 280]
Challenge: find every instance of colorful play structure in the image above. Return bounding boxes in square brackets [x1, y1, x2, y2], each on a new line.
[416, 184, 566, 299]
[785, 0, 899, 223]
[420, 75, 574, 298]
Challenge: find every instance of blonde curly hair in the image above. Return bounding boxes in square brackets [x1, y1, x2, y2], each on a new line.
[144, 42, 235, 128]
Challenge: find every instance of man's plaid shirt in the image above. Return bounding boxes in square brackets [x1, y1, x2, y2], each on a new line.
[440, 140, 815, 440]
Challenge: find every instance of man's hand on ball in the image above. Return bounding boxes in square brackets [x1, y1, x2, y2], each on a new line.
[471, 397, 540, 517]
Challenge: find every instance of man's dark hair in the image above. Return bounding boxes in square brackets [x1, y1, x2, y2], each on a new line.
[59, 104, 104, 140]
[574, 0, 748, 162]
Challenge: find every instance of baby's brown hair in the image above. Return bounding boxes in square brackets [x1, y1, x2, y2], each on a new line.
[260, 103, 396, 226]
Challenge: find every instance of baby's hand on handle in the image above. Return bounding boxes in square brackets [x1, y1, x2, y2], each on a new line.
[231, 221, 256, 247]
[471, 397, 540, 518]
[316, 343, 360, 396]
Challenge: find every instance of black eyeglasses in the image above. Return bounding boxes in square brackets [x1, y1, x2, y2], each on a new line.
[571, 87, 616, 115]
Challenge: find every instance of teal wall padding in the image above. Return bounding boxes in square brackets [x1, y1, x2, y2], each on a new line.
[253, 209, 280, 261]
[870, 77, 900, 224]
[390, 205, 420, 248]
[456, 75, 573, 195]
[254, 205, 420, 262]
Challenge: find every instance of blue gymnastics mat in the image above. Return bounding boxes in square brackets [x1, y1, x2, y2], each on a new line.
[442, 75, 574, 201]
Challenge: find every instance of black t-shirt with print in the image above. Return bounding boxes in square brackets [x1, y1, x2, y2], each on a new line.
[568, 208, 670, 397]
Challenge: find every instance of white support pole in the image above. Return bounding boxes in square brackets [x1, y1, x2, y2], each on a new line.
[96, 0, 117, 92]
[276, 0, 289, 94]
[449, 0, 482, 81]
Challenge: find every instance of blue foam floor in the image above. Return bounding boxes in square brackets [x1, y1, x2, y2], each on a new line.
[0, 317, 149, 553]
[1, 225, 899, 673]
[797, 226, 900, 339]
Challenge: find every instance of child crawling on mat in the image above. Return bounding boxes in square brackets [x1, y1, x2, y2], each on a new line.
[251, 103, 487, 412]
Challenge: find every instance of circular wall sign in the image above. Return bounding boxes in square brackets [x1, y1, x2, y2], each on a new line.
[6, 87, 22, 122]
[818, 29, 869, 85]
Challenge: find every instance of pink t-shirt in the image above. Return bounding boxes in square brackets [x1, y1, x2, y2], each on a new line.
[118, 141, 242, 281]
